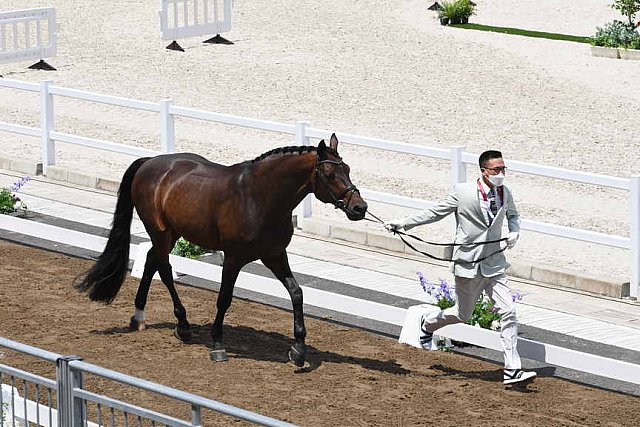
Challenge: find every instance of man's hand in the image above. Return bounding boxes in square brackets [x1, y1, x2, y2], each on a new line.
[506, 231, 519, 249]
[384, 219, 406, 233]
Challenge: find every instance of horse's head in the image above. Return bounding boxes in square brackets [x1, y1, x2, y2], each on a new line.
[313, 134, 368, 221]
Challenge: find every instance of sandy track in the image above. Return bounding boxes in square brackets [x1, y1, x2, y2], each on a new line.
[2, 240, 640, 426]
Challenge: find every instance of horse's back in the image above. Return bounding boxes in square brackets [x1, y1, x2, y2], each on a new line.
[143, 152, 222, 170]
[130, 153, 243, 245]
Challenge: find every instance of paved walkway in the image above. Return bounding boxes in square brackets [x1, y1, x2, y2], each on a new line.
[2, 171, 640, 354]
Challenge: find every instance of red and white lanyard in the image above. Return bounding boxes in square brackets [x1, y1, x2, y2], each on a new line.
[477, 179, 503, 224]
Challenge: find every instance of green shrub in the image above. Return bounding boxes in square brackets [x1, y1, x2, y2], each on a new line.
[171, 237, 209, 259]
[438, 0, 476, 24]
[0, 177, 30, 214]
[592, 20, 640, 49]
[418, 272, 523, 332]
[468, 299, 501, 330]
[0, 188, 17, 214]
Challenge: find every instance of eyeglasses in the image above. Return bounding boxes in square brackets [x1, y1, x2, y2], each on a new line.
[482, 166, 507, 173]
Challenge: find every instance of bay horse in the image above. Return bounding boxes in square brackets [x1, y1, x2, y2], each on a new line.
[75, 134, 367, 366]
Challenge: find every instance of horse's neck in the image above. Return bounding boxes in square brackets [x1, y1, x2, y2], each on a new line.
[254, 153, 315, 213]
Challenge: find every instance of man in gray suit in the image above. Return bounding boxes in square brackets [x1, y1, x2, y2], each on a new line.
[385, 150, 537, 385]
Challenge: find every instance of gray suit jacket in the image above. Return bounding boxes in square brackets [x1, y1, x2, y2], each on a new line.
[401, 181, 520, 278]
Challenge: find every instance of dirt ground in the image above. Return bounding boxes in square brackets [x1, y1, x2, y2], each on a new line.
[0, 240, 639, 426]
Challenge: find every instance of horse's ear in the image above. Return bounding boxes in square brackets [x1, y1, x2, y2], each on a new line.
[329, 133, 339, 150]
[317, 140, 328, 161]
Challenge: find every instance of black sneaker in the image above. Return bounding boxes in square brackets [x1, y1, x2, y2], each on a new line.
[503, 369, 537, 385]
[419, 315, 433, 350]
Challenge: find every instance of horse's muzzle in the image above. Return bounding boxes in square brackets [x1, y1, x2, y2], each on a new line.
[346, 202, 367, 221]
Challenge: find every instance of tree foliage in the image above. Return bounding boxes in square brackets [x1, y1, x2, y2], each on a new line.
[611, 0, 640, 24]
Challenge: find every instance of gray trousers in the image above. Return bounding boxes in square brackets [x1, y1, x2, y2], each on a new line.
[422, 273, 521, 370]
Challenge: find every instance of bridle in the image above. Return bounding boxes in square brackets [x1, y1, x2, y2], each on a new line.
[314, 157, 360, 215]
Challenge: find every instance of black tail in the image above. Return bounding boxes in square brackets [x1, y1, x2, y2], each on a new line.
[75, 157, 150, 303]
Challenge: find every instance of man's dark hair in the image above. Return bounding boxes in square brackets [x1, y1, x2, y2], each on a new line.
[479, 150, 503, 168]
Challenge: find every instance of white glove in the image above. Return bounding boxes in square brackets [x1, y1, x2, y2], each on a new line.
[384, 219, 406, 233]
[506, 231, 519, 249]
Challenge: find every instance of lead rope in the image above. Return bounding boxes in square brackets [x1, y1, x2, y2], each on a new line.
[364, 211, 508, 264]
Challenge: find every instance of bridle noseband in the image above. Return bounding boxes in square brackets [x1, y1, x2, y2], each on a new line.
[314, 157, 360, 214]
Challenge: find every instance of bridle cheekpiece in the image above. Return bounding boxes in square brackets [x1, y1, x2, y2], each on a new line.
[314, 156, 359, 215]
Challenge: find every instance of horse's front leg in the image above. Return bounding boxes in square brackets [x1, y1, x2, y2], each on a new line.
[261, 252, 307, 367]
[210, 258, 242, 362]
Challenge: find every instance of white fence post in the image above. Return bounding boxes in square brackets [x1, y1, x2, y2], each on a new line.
[160, 99, 175, 153]
[40, 79, 55, 174]
[295, 121, 312, 218]
[449, 145, 466, 185]
[631, 175, 640, 299]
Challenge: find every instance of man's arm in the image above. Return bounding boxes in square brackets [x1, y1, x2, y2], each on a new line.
[386, 188, 458, 232]
[506, 190, 520, 233]
[505, 189, 520, 248]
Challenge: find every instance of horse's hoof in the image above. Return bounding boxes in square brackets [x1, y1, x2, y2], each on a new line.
[129, 316, 145, 331]
[209, 349, 229, 362]
[288, 347, 306, 367]
[174, 327, 193, 342]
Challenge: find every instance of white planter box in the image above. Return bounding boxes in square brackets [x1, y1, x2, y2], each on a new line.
[590, 45, 640, 60]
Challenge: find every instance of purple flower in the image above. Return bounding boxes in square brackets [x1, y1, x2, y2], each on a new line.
[511, 292, 523, 302]
[417, 271, 430, 292]
[10, 176, 30, 192]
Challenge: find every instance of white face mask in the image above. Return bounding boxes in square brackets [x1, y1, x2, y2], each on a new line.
[487, 173, 505, 187]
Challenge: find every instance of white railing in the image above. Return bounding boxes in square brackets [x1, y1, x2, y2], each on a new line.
[0, 8, 57, 65]
[0, 77, 638, 298]
[1, 214, 639, 387]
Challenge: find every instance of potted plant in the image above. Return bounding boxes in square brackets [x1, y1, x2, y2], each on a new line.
[591, 20, 640, 59]
[458, 0, 475, 24]
[437, 0, 475, 26]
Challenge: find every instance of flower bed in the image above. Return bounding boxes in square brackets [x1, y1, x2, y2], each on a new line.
[417, 272, 523, 349]
[0, 177, 30, 215]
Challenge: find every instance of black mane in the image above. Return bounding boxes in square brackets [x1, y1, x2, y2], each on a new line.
[251, 145, 339, 163]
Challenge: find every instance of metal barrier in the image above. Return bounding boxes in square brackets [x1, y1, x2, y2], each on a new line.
[0, 77, 638, 298]
[0, 8, 57, 70]
[159, 0, 232, 50]
[0, 337, 297, 427]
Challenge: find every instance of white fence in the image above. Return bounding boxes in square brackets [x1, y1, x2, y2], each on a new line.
[159, 0, 232, 41]
[0, 8, 57, 66]
[0, 77, 638, 298]
[1, 214, 639, 387]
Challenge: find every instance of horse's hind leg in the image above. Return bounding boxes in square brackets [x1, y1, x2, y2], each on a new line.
[149, 232, 192, 341]
[209, 257, 242, 362]
[261, 251, 307, 367]
[158, 256, 193, 341]
[129, 248, 159, 331]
